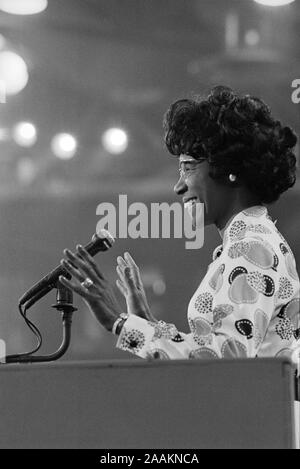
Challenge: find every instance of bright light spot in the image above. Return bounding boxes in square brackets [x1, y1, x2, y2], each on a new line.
[13, 122, 37, 147]
[254, 0, 295, 6]
[102, 128, 128, 155]
[0, 51, 28, 95]
[245, 30, 260, 47]
[0, 0, 48, 15]
[51, 133, 78, 160]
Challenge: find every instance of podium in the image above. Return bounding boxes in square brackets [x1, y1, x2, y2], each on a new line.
[0, 358, 297, 449]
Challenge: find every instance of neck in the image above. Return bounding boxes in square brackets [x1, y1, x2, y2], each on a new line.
[216, 192, 262, 240]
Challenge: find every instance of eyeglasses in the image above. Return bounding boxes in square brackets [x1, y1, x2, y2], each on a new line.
[178, 158, 207, 179]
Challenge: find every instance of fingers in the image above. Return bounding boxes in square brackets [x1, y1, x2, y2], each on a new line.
[116, 279, 127, 297]
[117, 252, 142, 288]
[116, 259, 136, 293]
[60, 259, 85, 283]
[116, 265, 127, 285]
[124, 252, 143, 287]
[116, 256, 127, 272]
[59, 274, 99, 300]
[117, 256, 135, 288]
[76, 245, 105, 280]
[116, 265, 128, 295]
[124, 251, 137, 268]
[59, 275, 81, 295]
[123, 265, 136, 289]
[63, 248, 101, 286]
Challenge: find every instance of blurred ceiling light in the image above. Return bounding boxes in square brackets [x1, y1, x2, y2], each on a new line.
[13, 122, 37, 147]
[51, 133, 77, 160]
[0, 0, 48, 15]
[102, 128, 128, 155]
[0, 51, 28, 95]
[245, 29, 260, 47]
[254, 0, 295, 6]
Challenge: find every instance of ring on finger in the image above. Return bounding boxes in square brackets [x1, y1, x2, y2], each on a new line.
[81, 277, 94, 289]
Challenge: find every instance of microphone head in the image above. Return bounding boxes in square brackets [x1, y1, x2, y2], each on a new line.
[93, 229, 115, 248]
[20, 230, 115, 308]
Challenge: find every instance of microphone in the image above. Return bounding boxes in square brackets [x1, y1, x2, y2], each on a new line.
[19, 229, 115, 308]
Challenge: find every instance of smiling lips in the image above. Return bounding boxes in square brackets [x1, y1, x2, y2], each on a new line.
[183, 197, 205, 222]
[183, 197, 198, 208]
[183, 197, 198, 218]
[183, 196, 198, 203]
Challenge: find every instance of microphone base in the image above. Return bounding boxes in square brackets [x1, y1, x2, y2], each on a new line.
[5, 284, 77, 364]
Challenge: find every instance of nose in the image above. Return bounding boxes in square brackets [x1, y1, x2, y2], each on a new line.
[174, 174, 187, 195]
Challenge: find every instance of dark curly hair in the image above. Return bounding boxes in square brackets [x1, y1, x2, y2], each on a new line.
[163, 86, 298, 204]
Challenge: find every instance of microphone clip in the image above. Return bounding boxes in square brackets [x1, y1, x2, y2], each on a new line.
[52, 281, 77, 315]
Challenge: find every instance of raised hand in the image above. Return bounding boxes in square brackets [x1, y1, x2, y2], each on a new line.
[116, 252, 157, 323]
[59, 245, 122, 332]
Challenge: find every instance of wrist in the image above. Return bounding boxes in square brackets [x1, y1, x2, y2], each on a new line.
[111, 313, 129, 335]
[115, 318, 126, 335]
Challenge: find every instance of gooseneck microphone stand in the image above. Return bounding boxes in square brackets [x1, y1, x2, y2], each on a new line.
[3, 231, 114, 365]
[5, 283, 77, 364]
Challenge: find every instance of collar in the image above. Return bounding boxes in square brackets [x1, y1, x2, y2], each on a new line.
[212, 205, 269, 261]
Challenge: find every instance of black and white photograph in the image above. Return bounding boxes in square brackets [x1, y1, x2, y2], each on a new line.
[0, 0, 299, 451]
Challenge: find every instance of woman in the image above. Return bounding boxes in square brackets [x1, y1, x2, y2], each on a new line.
[59, 86, 300, 362]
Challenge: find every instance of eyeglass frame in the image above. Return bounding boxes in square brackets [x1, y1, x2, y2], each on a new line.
[178, 158, 207, 179]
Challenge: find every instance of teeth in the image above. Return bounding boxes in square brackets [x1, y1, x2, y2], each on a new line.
[184, 198, 197, 207]
[184, 199, 197, 217]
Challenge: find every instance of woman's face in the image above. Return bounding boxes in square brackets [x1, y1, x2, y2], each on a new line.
[174, 155, 233, 230]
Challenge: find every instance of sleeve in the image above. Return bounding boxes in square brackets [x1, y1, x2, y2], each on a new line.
[116, 235, 279, 360]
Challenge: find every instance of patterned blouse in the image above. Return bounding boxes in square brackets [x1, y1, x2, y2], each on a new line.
[116, 206, 300, 362]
